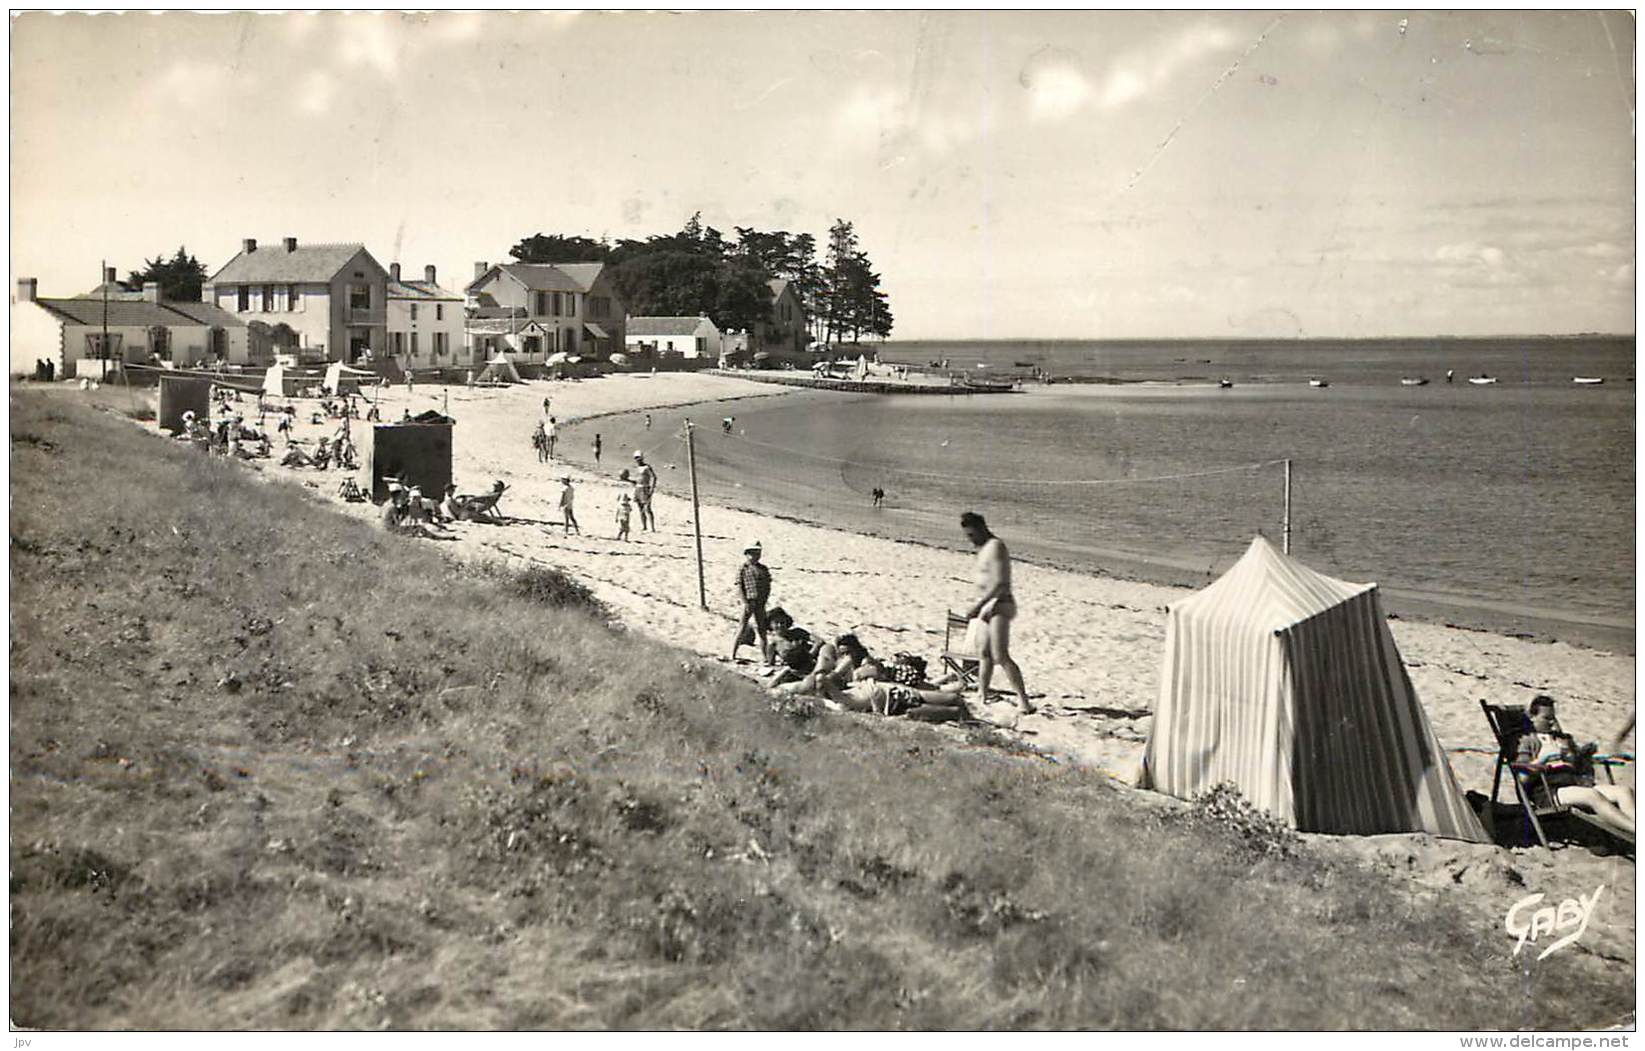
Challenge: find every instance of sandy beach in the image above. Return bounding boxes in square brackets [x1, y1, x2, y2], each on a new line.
[219, 371, 1635, 960]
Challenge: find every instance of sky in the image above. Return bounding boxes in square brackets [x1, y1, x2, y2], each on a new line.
[9, 10, 1637, 340]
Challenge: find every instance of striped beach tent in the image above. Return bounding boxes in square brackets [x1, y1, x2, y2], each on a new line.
[1140, 535, 1488, 842]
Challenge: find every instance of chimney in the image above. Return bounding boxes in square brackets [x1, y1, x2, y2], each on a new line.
[143, 281, 162, 304]
[424, 264, 437, 284]
[284, 236, 297, 253]
[242, 238, 257, 255]
[390, 262, 401, 282]
[16, 278, 37, 303]
[104, 266, 117, 284]
[474, 261, 489, 281]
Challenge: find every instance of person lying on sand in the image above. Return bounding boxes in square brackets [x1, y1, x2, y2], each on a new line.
[779, 663, 969, 723]
[772, 633, 878, 697]
[1515, 695, 1635, 839]
[280, 444, 316, 468]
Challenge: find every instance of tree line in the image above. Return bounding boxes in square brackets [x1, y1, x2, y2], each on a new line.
[509, 213, 893, 346]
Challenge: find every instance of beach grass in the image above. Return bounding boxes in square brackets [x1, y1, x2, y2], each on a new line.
[9, 389, 1629, 1031]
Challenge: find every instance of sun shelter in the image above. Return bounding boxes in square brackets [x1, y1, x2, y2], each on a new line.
[362, 411, 454, 503]
[261, 364, 287, 398]
[474, 354, 523, 385]
[324, 361, 375, 395]
[1139, 535, 1488, 842]
[158, 373, 212, 435]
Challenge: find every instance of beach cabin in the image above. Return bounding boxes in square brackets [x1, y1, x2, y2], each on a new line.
[625, 316, 722, 358]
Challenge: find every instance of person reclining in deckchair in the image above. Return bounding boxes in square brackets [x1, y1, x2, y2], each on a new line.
[455, 480, 509, 522]
[1516, 695, 1635, 840]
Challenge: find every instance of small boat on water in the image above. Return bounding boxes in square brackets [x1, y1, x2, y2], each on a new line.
[1468, 375, 1499, 386]
[1573, 376, 1605, 385]
[1400, 377, 1429, 386]
[1218, 378, 1234, 389]
[1308, 378, 1329, 388]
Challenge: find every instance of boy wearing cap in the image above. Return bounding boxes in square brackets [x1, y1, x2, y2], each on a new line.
[731, 542, 773, 665]
[614, 490, 632, 542]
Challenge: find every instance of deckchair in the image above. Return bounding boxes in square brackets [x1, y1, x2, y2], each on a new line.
[1479, 700, 1633, 849]
[940, 611, 981, 691]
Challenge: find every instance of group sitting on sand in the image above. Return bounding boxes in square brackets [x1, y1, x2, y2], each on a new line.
[740, 511, 1035, 726]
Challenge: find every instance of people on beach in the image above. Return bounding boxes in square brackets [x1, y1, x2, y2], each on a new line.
[542, 396, 551, 416]
[615, 490, 633, 541]
[558, 476, 580, 536]
[593, 433, 603, 464]
[1515, 695, 1634, 839]
[731, 542, 773, 664]
[531, 420, 548, 462]
[722, 416, 734, 435]
[645, 413, 652, 430]
[632, 451, 657, 531]
[960, 511, 1033, 715]
[546, 417, 558, 460]
[871, 486, 885, 508]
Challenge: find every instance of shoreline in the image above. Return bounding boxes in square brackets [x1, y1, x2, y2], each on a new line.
[554, 381, 1635, 656]
[154, 371, 1633, 798]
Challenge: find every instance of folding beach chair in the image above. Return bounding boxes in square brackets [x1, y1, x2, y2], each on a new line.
[940, 610, 981, 691]
[1479, 699, 1633, 850]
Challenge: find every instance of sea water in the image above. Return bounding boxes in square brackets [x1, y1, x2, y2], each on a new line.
[568, 338, 1636, 650]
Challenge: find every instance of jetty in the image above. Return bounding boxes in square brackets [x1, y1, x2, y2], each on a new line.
[710, 369, 1019, 395]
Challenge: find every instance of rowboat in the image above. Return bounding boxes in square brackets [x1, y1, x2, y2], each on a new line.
[1308, 378, 1329, 388]
[1400, 377, 1429, 386]
[1218, 379, 1234, 389]
[1573, 376, 1605, 385]
[1468, 376, 1498, 385]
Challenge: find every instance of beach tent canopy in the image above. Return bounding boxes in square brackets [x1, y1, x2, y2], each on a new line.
[324, 361, 375, 394]
[609, 352, 632, 367]
[474, 354, 523, 385]
[544, 351, 570, 365]
[1139, 535, 1488, 842]
[261, 364, 286, 398]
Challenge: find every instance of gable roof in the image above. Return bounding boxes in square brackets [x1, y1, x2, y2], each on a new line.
[627, 316, 714, 337]
[467, 263, 581, 294]
[80, 282, 145, 301]
[767, 277, 791, 297]
[466, 317, 551, 336]
[387, 279, 463, 302]
[161, 300, 247, 327]
[210, 243, 380, 284]
[553, 262, 606, 291]
[34, 297, 245, 329]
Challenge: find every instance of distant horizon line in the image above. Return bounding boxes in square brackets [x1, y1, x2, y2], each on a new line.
[881, 333, 1635, 344]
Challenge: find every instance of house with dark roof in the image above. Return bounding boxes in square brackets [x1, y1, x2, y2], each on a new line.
[757, 277, 808, 354]
[385, 263, 465, 371]
[12, 275, 248, 379]
[465, 260, 626, 362]
[204, 237, 389, 364]
[624, 316, 723, 359]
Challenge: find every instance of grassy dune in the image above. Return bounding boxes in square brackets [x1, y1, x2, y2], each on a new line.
[8, 390, 1624, 1030]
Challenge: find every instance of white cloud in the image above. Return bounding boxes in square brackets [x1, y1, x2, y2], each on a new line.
[1606, 261, 1634, 285]
[1095, 22, 1238, 111]
[337, 14, 403, 77]
[298, 71, 335, 115]
[831, 84, 989, 158]
[1019, 49, 1094, 122]
[1435, 242, 1506, 267]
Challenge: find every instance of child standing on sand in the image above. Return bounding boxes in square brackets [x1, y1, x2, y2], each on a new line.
[558, 476, 580, 536]
[615, 491, 632, 541]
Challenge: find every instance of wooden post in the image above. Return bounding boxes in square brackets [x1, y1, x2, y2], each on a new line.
[1283, 458, 1292, 555]
[686, 419, 707, 610]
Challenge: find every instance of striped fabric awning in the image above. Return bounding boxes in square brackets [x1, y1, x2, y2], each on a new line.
[1141, 536, 1488, 842]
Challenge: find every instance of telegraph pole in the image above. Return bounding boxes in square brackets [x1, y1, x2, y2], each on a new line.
[1283, 459, 1292, 555]
[685, 419, 707, 610]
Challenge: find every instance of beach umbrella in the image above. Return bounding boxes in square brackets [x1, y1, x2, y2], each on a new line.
[545, 351, 570, 365]
[609, 352, 632, 367]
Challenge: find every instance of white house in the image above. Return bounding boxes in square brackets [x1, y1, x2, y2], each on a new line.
[465, 261, 626, 361]
[12, 275, 248, 379]
[386, 263, 464, 373]
[625, 316, 722, 358]
[463, 316, 556, 367]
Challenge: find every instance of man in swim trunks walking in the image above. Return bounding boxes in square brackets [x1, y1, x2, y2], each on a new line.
[960, 511, 1033, 715]
[632, 451, 657, 532]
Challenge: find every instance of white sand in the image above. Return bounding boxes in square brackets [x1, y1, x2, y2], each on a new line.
[185, 370, 1639, 964]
